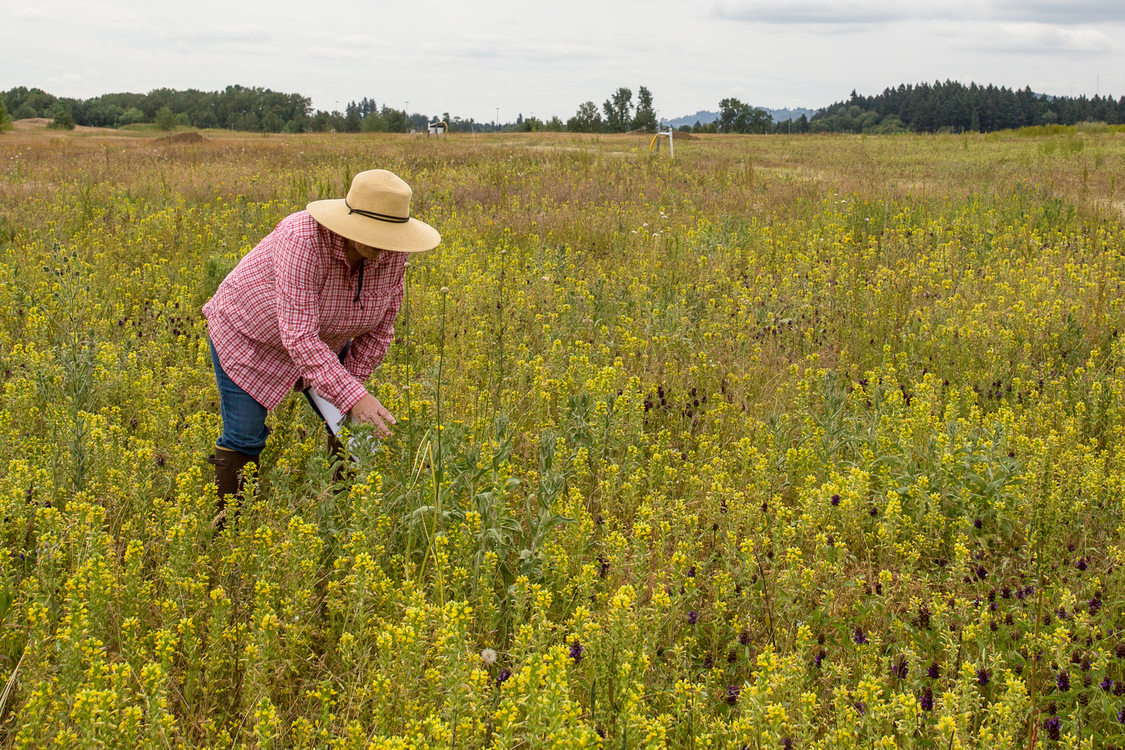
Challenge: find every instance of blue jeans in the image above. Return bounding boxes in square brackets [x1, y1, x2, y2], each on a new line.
[210, 339, 270, 456]
[210, 339, 350, 456]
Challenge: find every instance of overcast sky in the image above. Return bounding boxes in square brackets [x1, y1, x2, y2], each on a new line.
[2, 0, 1122, 122]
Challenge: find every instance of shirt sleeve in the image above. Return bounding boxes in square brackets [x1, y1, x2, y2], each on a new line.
[342, 280, 403, 383]
[274, 227, 369, 413]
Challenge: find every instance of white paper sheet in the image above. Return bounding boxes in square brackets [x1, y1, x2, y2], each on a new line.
[306, 388, 375, 459]
[307, 388, 348, 436]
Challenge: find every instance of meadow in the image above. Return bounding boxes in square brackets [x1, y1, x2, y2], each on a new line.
[1, 122, 1125, 748]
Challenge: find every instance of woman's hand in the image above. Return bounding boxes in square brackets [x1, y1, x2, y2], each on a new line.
[349, 395, 396, 438]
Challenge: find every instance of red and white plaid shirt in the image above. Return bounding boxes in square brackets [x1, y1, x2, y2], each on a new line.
[203, 210, 405, 413]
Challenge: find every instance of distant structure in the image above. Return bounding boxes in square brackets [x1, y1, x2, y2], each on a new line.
[427, 120, 448, 136]
[649, 126, 675, 160]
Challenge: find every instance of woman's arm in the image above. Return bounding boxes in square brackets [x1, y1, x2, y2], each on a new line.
[274, 228, 369, 414]
[341, 282, 404, 383]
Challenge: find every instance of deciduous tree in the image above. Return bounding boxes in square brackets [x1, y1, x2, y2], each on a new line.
[567, 101, 602, 133]
[718, 97, 772, 133]
[119, 107, 144, 126]
[49, 104, 75, 130]
[602, 87, 633, 133]
[155, 106, 176, 131]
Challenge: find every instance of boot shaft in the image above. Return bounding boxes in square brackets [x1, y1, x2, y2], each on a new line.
[207, 448, 258, 498]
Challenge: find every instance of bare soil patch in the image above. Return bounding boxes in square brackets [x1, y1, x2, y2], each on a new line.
[11, 118, 120, 135]
[11, 118, 52, 131]
[155, 132, 207, 146]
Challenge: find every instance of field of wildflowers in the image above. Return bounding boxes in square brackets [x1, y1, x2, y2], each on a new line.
[1, 123, 1125, 748]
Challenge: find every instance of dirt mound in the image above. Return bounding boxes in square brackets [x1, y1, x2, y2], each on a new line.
[155, 132, 207, 145]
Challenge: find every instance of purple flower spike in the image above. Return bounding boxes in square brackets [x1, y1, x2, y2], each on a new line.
[1043, 716, 1061, 741]
[919, 687, 933, 711]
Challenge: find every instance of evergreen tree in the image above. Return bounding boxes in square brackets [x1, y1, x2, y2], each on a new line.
[0, 98, 11, 132]
[343, 103, 362, 132]
[632, 86, 657, 131]
[808, 79, 1122, 133]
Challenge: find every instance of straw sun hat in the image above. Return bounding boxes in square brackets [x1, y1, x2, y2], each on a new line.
[307, 169, 441, 253]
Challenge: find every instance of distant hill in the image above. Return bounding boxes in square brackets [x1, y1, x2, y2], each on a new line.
[664, 110, 718, 128]
[664, 107, 816, 128]
[770, 108, 816, 123]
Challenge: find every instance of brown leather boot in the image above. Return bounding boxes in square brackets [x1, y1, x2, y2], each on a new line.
[207, 447, 257, 532]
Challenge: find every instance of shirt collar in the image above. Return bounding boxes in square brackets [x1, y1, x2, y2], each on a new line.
[312, 216, 405, 274]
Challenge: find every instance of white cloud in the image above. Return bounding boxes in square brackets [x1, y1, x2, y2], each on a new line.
[712, 0, 1125, 27]
[335, 34, 386, 49]
[297, 32, 385, 60]
[301, 46, 370, 61]
[960, 22, 1112, 54]
[996, 23, 1111, 53]
[421, 36, 600, 64]
[173, 26, 271, 44]
[713, 1, 910, 25]
[10, 6, 51, 20]
[992, 1, 1125, 25]
[711, 0, 980, 25]
[48, 72, 91, 96]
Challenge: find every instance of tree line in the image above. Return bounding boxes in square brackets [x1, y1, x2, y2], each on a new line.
[809, 81, 1125, 134]
[0, 85, 426, 134]
[3, 80, 1123, 136]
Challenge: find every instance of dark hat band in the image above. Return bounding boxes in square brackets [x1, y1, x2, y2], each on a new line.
[345, 198, 409, 224]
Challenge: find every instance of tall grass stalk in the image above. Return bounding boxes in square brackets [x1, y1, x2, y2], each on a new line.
[402, 260, 415, 477]
[422, 286, 450, 606]
[495, 248, 506, 415]
[436, 286, 448, 487]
